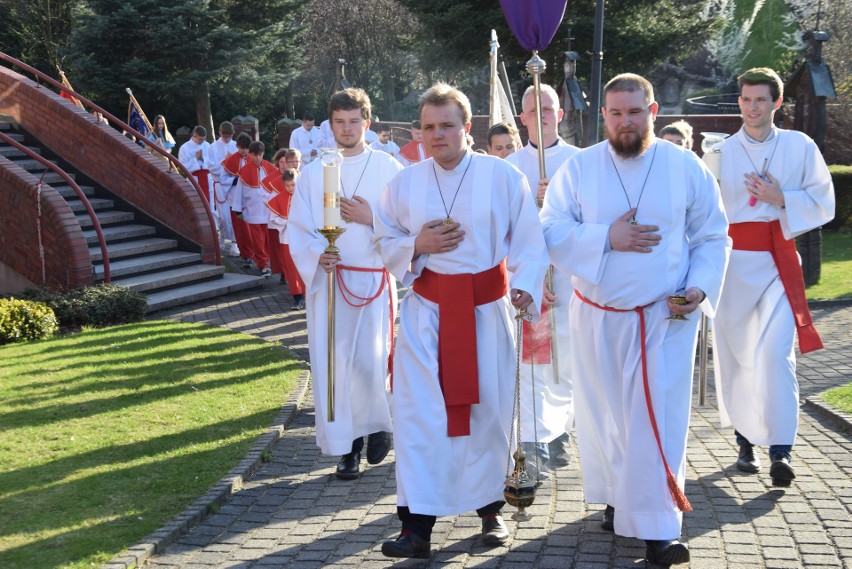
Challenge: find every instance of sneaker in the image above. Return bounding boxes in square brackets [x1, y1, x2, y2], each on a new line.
[261, 267, 272, 277]
[242, 258, 253, 269]
[229, 245, 241, 257]
[480, 513, 509, 546]
[290, 298, 306, 311]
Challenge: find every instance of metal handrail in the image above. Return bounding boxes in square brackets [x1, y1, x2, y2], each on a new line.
[0, 130, 111, 283]
[0, 51, 221, 264]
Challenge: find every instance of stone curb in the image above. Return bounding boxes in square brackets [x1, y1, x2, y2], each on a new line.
[803, 394, 852, 433]
[808, 296, 852, 308]
[102, 367, 312, 569]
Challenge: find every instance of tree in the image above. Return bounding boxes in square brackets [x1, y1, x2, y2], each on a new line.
[69, 0, 307, 142]
[293, 0, 422, 121]
[399, 0, 719, 103]
[0, 0, 80, 74]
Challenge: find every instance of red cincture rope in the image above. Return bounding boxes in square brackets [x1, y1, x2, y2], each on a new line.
[335, 265, 395, 382]
[574, 290, 692, 512]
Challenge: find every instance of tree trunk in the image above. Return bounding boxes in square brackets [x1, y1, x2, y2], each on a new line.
[193, 80, 215, 142]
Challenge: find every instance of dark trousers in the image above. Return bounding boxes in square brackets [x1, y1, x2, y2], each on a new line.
[735, 430, 793, 460]
[398, 500, 505, 540]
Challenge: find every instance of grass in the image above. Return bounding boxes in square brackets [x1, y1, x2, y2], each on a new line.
[0, 320, 300, 569]
[806, 231, 852, 300]
[824, 383, 852, 415]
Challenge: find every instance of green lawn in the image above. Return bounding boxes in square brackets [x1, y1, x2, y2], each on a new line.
[824, 383, 852, 416]
[806, 231, 852, 300]
[0, 320, 300, 569]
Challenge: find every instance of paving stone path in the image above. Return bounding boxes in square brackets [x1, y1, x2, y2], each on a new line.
[142, 279, 851, 569]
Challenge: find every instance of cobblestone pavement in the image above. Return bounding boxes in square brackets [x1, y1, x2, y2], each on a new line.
[146, 279, 852, 569]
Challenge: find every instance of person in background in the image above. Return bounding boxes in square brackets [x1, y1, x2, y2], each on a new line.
[658, 120, 694, 150]
[264, 167, 306, 308]
[369, 123, 403, 162]
[290, 112, 322, 165]
[209, 121, 239, 257]
[485, 122, 519, 159]
[149, 114, 176, 153]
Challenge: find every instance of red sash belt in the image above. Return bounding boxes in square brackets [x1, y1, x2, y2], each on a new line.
[335, 265, 395, 380]
[728, 221, 823, 354]
[574, 289, 692, 512]
[413, 261, 508, 437]
[192, 169, 211, 204]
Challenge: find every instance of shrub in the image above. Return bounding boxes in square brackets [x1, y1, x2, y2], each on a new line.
[0, 298, 59, 344]
[19, 284, 147, 327]
[826, 165, 852, 231]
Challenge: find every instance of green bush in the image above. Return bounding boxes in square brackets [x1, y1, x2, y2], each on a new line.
[827, 165, 852, 231]
[19, 284, 147, 327]
[0, 298, 59, 344]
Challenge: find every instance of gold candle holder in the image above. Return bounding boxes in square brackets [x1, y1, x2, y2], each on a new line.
[318, 226, 346, 421]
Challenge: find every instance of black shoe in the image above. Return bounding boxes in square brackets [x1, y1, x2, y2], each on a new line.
[736, 442, 761, 473]
[481, 513, 509, 546]
[335, 450, 361, 480]
[381, 531, 431, 558]
[547, 433, 571, 468]
[645, 539, 690, 565]
[769, 454, 795, 487]
[242, 258, 253, 269]
[366, 431, 391, 465]
[601, 505, 614, 531]
[290, 297, 305, 311]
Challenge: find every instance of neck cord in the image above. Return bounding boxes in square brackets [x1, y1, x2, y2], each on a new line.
[339, 150, 373, 199]
[609, 143, 658, 224]
[432, 153, 473, 222]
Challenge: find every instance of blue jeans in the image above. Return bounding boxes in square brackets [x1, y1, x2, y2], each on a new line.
[735, 430, 792, 460]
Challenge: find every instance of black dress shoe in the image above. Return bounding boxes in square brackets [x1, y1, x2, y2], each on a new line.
[335, 450, 361, 480]
[381, 531, 431, 558]
[366, 431, 391, 465]
[601, 505, 615, 531]
[645, 539, 690, 565]
[481, 513, 509, 546]
[769, 454, 796, 487]
[547, 433, 571, 468]
[736, 442, 761, 473]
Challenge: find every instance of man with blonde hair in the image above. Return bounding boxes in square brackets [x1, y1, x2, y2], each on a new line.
[374, 82, 549, 558]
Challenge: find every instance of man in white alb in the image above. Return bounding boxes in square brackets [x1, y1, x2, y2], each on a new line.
[541, 73, 730, 566]
[178, 126, 215, 207]
[507, 83, 579, 473]
[374, 83, 549, 559]
[713, 67, 834, 486]
[208, 121, 239, 256]
[288, 88, 401, 480]
[290, 112, 322, 165]
[369, 123, 403, 162]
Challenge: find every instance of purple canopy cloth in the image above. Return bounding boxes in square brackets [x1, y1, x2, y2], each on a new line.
[499, 0, 568, 52]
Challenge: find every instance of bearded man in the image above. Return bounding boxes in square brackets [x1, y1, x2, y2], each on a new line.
[540, 73, 731, 566]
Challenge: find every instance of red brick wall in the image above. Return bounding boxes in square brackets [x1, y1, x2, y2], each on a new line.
[0, 67, 218, 267]
[0, 156, 93, 289]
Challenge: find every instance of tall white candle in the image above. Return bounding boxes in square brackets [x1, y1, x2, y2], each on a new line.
[323, 162, 341, 228]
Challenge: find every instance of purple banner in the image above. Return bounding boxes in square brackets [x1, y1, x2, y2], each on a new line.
[499, 0, 568, 52]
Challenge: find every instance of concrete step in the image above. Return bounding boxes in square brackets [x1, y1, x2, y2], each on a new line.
[7, 158, 57, 172]
[0, 145, 39, 158]
[89, 237, 178, 262]
[54, 185, 96, 199]
[82, 224, 156, 245]
[145, 273, 265, 313]
[94, 251, 203, 280]
[38, 172, 75, 184]
[111, 263, 226, 293]
[76, 210, 135, 228]
[67, 197, 114, 213]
